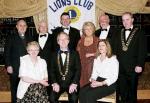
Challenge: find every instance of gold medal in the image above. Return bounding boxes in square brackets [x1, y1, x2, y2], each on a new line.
[122, 46, 128, 51]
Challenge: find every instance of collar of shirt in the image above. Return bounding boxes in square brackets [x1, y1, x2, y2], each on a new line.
[100, 26, 110, 39]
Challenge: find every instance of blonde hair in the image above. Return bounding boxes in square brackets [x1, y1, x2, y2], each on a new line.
[26, 41, 40, 50]
[82, 21, 95, 36]
[96, 39, 112, 58]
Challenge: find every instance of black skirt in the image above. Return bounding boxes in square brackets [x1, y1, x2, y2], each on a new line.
[17, 83, 49, 103]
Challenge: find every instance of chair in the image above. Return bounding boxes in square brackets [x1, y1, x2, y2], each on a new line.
[97, 92, 116, 103]
[58, 92, 68, 101]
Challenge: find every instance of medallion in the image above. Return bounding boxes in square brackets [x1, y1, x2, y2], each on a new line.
[62, 76, 65, 80]
[122, 46, 128, 51]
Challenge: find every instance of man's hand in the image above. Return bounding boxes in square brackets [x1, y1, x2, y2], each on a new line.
[52, 83, 60, 93]
[7, 66, 13, 74]
[69, 84, 77, 94]
[135, 66, 142, 73]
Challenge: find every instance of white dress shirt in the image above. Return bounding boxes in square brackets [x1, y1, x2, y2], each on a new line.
[17, 55, 48, 99]
[99, 25, 110, 39]
[61, 53, 66, 65]
[38, 33, 48, 49]
[62, 26, 70, 34]
[125, 26, 133, 40]
[90, 55, 119, 86]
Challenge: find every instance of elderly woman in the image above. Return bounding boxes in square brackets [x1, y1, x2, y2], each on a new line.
[79, 39, 119, 103]
[77, 21, 99, 87]
[17, 41, 49, 103]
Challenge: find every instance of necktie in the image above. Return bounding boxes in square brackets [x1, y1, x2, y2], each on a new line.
[40, 34, 46, 37]
[101, 29, 107, 31]
[125, 28, 132, 31]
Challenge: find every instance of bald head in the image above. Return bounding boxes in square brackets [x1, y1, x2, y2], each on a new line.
[99, 15, 110, 29]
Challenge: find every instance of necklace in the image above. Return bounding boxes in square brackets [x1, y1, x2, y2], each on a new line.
[57, 52, 69, 80]
[121, 28, 138, 51]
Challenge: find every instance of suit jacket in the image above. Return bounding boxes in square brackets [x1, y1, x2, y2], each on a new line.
[114, 27, 147, 73]
[95, 26, 117, 52]
[52, 27, 80, 51]
[34, 33, 52, 67]
[4, 30, 34, 76]
[49, 50, 81, 87]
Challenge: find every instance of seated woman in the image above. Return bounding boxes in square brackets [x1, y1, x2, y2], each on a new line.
[17, 41, 49, 103]
[79, 39, 119, 103]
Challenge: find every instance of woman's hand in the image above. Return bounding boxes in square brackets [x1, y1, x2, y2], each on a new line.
[86, 53, 95, 58]
[39, 79, 49, 86]
[90, 81, 104, 88]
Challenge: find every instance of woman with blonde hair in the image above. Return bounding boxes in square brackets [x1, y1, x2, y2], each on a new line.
[17, 41, 49, 103]
[79, 39, 119, 103]
[77, 21, 99, 87]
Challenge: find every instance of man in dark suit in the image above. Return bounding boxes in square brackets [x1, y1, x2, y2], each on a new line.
[115, 12, 147, 103]
[95, 14, 117, 52]
[34, 21, 52, 69]
[49, 32, 81, 103]
[4, 19, 34, 103]
[52, 12, 80, 52]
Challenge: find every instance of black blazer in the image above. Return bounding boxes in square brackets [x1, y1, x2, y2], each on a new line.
[95, 26, 118, 52]
[34, 33, 52, 65]
[115, 27, 147, 73]
[51, 27, 80, 51]
[49, 50, 81, 87]
[4, 30, 34, 75]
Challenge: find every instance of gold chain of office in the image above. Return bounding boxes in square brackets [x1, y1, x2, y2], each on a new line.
[121, 28, 138, 51]
[57, 53, 69, 80]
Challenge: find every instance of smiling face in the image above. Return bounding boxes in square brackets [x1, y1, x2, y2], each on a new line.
[122, 13, 134, 29]
[16, 20, 27, 34]
[57, 32, 69, 50]
[38, 21, 48, 34]
[98, 41, 107, 55]
[82, 22, 95, 37]
[99, 15, 110, 29]
[60, 15, 70, 27]
[27, 42, 40, 58]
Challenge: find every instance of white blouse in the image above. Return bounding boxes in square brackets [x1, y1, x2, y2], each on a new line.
[17, 55, 48, 99]
[90, 55, 119, 86]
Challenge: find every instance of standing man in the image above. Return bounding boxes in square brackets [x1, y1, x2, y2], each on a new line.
[49, 32, 81, 103]
[115, 12, 147, 103]
[4, 19, 34, 103]
[34, 21, 52, 70]
[95, 14, 117, 52]
[52, 12, 80, 52]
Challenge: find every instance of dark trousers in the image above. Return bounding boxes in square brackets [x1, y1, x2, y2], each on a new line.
[49, 85, 79, 103]
[10, 74, 20, 103]
[117, 72, 138, 103]
[79, 83, 116, 103]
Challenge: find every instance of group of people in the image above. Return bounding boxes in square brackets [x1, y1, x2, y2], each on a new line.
[4, 11, 147, 103]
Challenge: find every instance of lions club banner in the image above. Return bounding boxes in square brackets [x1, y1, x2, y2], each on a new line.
[47, 0, 95, 32]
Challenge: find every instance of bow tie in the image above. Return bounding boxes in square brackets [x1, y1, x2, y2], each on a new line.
[125, 28, 132, 31]
[60, 50, 68, 54]
[63, 27, 69, 30]
[101, 29, 107, 31]
[40, 34, 46, 37]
